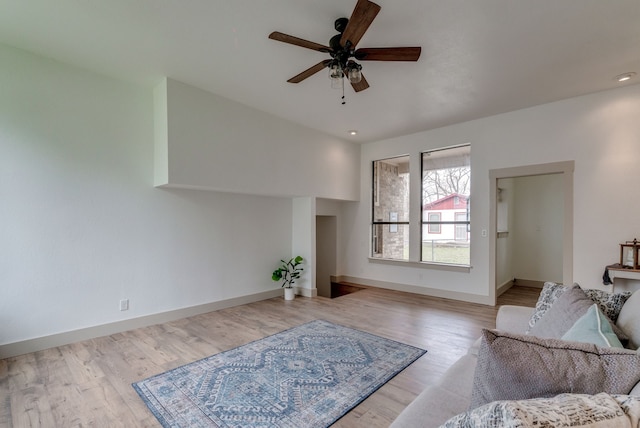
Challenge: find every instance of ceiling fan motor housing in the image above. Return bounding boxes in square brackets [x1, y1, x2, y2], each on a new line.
[330, 18, 356, 70]
[330, 34, 344, 52]
[334, 17, 349, 33]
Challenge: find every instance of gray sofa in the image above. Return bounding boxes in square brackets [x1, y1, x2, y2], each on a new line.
[390, 286, 640, 428]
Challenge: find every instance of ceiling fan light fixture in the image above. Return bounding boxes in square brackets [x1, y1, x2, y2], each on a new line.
[348, 66, 362, 84]
[329, 62, 344, 89]
[344, 61, 363, 84]
[329, 62, 342, 78]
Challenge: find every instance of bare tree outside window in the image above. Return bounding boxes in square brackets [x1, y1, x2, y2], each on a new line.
[422, 167, 470, 204]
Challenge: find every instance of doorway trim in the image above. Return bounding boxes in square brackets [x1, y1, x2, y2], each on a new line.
[488, 161, 574, 305]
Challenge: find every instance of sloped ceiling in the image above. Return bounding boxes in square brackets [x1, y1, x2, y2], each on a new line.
[0, 0, 639, 143]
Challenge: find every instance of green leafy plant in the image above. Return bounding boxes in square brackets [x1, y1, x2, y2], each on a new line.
[271, 256, 304, 289]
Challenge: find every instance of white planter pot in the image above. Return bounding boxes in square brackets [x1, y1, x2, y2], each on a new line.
[284, 288, 295, 301]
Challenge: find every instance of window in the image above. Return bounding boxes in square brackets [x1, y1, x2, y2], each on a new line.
[421, 145, 470, 265]
[454, 212, 468, 241]
[427, 213, 441, 234]
[371, 146, 471, 266]
[372, 155, 410, 260]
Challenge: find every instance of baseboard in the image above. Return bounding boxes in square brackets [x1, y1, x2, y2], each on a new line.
[335, 275, 494, 305]
[296, 286, 317, 298]
[497, 279, 514, 297]
[0, 289, 283, 359]
[513, 278, 545, 288]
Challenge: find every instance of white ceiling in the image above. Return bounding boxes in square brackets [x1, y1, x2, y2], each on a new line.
[0, 0, 639, 143]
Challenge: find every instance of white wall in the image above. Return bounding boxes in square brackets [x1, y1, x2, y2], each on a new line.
[511, 174, 564, 283]
[0, 44, 358, 352]
[156, 78, 360, 201]
[292, 197, 315, 295]
[343, 83, 640, 302]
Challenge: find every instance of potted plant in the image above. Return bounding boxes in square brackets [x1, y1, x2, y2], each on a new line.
[272, 256, 304, 300]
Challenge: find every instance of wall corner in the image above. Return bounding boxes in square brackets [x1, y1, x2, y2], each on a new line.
[153, 78, 169, 187]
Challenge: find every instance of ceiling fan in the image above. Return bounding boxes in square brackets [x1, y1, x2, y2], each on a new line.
[268, 0, 421, 93]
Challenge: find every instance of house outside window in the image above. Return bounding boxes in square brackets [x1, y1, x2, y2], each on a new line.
[372, 155, 410, 260]
[421, 145, 471, 265]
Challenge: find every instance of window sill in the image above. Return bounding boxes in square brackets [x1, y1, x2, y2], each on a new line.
[368, 257, 471, 273]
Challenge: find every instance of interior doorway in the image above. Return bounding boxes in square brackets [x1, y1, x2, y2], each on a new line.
[316, 216, 337, 298]
[496, 174, 564, 292]
[489, 161, 574, 305]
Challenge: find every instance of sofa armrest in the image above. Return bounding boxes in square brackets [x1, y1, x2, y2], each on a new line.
[495, 305, 535, 334]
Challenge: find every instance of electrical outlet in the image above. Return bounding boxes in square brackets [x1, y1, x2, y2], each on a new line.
[119, 299, 129, 311]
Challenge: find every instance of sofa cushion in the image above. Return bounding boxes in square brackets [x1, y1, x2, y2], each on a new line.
[617, 290, 640, 349]
[389, 353, 477, 428]
[495, 305, 535, 334]
[467, 337, 482, 356]
[528, 286, 596, 339]
[469, 329, 640, 410]
[443, 393, 640, 428]
[561, 304, 623, 348]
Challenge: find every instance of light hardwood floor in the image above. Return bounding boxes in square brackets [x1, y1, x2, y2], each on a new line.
[0, 285, 539, 427]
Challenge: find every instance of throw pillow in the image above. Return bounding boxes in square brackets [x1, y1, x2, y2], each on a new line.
[528, 286, 596, 339]
[528, 285, 629, 344]
[561, 304, 623, 348]
[526, 282, 578, 332]
[469, 329, 640, 410]
[583, 288, 632, 323]
[527, 283, 632, 333]
[443, 393, 640, 428]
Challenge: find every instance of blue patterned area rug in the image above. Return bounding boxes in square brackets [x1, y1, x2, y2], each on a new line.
[133, 319, 426, 428]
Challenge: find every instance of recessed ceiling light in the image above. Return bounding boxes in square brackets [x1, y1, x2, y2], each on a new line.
[348, 130, 358, 136]
[614, 72, 636, 82]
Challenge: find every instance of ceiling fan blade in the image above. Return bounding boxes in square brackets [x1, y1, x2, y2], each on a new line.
[355, 47, 422, 61]
[340, 0, 381, 49]
[351, 73, 370, 92]
[269, 32, 331, 53]
[287, 60, 332, 83]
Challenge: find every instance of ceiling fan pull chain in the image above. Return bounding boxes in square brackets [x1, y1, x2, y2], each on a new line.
[341, 81, 346, 105]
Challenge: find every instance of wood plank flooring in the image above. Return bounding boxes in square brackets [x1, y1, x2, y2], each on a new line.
[0, 285, 539, 428]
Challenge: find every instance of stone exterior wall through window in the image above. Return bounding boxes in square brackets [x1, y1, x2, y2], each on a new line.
[373, 159, 410, 260]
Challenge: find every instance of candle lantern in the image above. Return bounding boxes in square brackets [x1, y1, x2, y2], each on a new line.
[620, 239, 640, 269]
